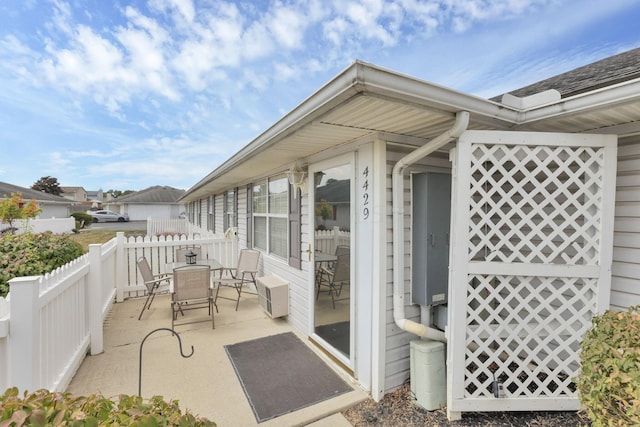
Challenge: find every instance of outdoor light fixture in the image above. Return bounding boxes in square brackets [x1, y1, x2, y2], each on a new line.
[286, 162, 307, 198]
[185, 250, 197, 265]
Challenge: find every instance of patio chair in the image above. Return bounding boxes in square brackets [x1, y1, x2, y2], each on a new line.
[214, 249, 260, 311]
[316, 251, 350, 309]
[175, 246, 202, 263]
[172, 265, 215, 329]
[137, 257, 172, 320]
[317, 245, 350, 293]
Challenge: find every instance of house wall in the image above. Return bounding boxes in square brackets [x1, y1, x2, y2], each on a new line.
[124, 204, 178, 220]
[40, 204, 70, 219]
[215, 194, 224, 233]
[612, 133, 640, 310]
[382, 145, 453, 392]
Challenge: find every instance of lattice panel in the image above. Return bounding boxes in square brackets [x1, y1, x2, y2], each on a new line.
[468, 144, 605, 265]
[464, 274, 597, 398]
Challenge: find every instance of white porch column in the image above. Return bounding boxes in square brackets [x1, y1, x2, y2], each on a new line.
[9, 275, 41, 391]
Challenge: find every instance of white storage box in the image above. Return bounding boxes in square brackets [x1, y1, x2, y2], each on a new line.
[410, 339, 446, 411]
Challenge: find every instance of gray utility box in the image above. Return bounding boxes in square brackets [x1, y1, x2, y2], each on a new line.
[411, 172, 452, 305]
[410, 339, 446, 411]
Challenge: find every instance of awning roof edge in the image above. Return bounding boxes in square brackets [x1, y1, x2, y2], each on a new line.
[180, 61, 519, 203]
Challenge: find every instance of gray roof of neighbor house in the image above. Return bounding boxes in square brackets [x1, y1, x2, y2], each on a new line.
[0, 181, 73, 204]
[494, 47, 640, 99]
[315, 179, 350, 204]
[115, 186, 185, 204]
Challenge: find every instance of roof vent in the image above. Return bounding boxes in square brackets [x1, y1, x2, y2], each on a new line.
[501, 89, 561, 109]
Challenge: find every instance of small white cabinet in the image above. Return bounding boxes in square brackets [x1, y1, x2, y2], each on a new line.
[256, 275, 289, 318]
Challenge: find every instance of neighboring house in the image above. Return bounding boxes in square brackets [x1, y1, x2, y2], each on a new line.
[315, 179, 350, 231]
[60, 186, 87, 202]
[0, 181, 74, 219]
[108, 186, 185, 221]
[178, 48, 640, 419]
[86, 189, 104, 205]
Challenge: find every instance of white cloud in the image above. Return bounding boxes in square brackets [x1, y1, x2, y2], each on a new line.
[267, 3, 309, 49]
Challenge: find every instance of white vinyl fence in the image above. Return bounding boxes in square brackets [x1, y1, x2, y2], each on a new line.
[315, 226, 350, 254]
[1, 217, 75, 235]
[0, 241, 117, 393]
[0, 230, 237, 393]
[116, 232, 238, 301]
[147, 218, 196, 237]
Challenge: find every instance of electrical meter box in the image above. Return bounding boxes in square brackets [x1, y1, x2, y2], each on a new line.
[411, 172, 451, 305]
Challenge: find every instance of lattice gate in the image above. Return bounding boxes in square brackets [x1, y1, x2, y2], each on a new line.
[446, 130, 617, 417]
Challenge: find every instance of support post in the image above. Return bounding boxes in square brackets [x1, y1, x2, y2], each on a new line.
[88, 244, 103, 355]
[9, 276, 41, 391]
[332, 226, 340, 252]
[115, 232, 126, 302]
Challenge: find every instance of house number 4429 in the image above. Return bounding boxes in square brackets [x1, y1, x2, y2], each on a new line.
[362, 166, 370, 220]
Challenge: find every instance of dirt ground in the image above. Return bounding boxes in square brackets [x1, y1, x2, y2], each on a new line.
[342, 382, 591, 426]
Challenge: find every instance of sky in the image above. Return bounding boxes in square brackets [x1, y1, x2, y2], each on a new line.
[1, 0, 639, 193]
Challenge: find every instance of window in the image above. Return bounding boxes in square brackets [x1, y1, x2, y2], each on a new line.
[207, 195, 214, 232]
[253, 175, 288, 259]
[224, 190, 236, 231]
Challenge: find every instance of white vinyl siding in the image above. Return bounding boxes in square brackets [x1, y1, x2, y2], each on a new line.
[612, 133, 640, 310]
[383, 146, 453, 392]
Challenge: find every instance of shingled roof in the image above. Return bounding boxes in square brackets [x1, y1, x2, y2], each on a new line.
[115, 186, 185, 204]
[0, 181, 72, 204]
[494, 47, 640, 100]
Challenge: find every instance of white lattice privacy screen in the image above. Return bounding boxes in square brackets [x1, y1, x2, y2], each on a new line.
[447, 131, 617, 415]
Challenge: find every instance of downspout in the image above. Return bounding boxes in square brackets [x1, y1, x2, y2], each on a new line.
[392, 111, 469, 342]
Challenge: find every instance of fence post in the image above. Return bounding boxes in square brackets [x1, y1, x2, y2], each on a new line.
[9, 275, 41, 391]
[115, 232, 126, 303]
[88, 244, 103, 355]
[332, 226, 340, 251]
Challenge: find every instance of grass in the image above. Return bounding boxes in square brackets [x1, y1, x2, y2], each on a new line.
[70, 228, 146, 252]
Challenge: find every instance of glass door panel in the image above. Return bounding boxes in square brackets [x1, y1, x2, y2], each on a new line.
[313, 163, 351, 359]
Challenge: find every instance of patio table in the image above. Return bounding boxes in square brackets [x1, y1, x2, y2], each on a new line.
[314, 252, 337, 285]
[166, 259, 223, 293]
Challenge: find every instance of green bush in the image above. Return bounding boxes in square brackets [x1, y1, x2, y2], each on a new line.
[577, 306, 640, 426]
[0, 232, 84, 297]
[0, 388, 216, 426]
[70, 212, 93, 228]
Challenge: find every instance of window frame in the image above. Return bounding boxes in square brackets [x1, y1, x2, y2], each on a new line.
[252, 175, 289, 260]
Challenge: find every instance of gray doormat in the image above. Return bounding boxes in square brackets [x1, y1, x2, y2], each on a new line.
[225, 332, 352, 423]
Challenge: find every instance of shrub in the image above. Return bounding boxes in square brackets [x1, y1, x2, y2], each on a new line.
[0, 388, 216, 426]
[70, 212, 93, 229]
[0, 232, 84, 297]
[577, 306, 640, 426]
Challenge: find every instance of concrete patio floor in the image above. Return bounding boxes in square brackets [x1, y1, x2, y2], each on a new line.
[66, 289, 367, 426]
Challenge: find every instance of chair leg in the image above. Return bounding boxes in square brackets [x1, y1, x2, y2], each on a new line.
[210, 299, 215, 329]
[234, 282, 242, 311]
[330, 285, 336, 309]
[138, 294, 153, 320]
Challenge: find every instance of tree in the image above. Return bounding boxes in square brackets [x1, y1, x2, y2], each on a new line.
[0, 192, 41, 232]
[106, 189, 135, 198]
[314, 199, 334, 229]
[31, 176, 62, 195]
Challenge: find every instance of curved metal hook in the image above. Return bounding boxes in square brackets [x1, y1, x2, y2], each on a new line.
[139, 328, 194, 396]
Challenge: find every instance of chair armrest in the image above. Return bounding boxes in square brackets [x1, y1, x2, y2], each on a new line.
[145, 275, 171, 286]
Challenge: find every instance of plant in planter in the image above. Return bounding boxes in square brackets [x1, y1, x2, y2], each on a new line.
[577, 305, 640, 426]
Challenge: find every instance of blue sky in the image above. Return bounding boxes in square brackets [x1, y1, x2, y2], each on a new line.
[1, 0, 639, 193]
